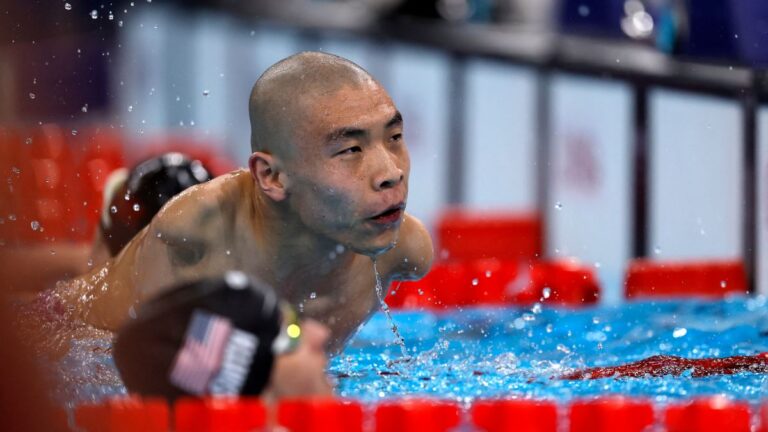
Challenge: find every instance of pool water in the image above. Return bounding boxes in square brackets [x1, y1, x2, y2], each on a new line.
[331, 296, 768, 403]
[32, 294, 768, 405]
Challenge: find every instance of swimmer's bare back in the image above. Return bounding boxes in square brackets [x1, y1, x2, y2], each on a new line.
[65, 169, 432, 353]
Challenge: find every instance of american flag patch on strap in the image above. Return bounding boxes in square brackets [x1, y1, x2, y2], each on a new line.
[170, 310, 233, 395]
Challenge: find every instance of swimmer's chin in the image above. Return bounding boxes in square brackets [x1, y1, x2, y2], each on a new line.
[350, 239, 398, 258]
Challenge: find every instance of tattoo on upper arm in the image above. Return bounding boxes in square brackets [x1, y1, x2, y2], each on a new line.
[165, 237, 207, 267]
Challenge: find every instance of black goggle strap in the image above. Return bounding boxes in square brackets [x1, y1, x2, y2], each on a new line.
[272, 302, 301, 355]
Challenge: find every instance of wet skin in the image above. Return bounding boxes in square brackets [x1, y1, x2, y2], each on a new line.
[63, 79, 433, 354]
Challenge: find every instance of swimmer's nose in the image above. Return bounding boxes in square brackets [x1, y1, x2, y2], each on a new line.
[372, 150, 404, 191]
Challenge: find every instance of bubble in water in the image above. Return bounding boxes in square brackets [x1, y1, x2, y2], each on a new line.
[578, 5, 590, 16]
[118, 20, 123, 27]
[71, 129, 78, 136]
[8, 214, 16, 221]
[542, 287, 551, 299]
[108, 11, 114, 20]
[30, 220, 40, 231]
[124, 193, 130, 201]
[127, 105, 133, 112]
[485, 270, 492, 278]
[11, 166, 20, 175]
[672, 327, 687, 338]
[128, 306, 137, 319]
[25, 137, 32, 145]
[50, 249, 56, 255]
[554, 201, 563, 210]
[87, 258, 94, 267]
[225, 249, 231, 256]
[90, 9, 98, 19]
[81, 104, 88, 113]
[720, 280, 727, 288]
[202, 90, 210, 97]
[309, 292, 317, 299]
[64, 2, 72, 10]
[654, 245, 662, 254]
[156, 232, 162, 238]
[132, 203, 140, 212]
[471, 278, 479, 286]
[110, 205, 117, 214]
[28, 92, 36, 100]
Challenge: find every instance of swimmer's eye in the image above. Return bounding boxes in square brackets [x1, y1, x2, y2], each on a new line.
[390, 133, 403, 142]
[336, 146, 362, 156]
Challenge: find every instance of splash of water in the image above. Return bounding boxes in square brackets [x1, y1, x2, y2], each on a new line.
[372, 259, 410, 360]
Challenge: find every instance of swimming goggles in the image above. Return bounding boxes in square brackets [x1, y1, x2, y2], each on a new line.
[271, 302, 302, 355]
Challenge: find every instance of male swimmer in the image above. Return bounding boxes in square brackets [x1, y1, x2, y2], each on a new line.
[63, 52, 433, 353]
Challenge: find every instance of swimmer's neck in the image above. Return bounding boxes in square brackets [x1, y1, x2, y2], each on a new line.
[250, 189, 357, 287]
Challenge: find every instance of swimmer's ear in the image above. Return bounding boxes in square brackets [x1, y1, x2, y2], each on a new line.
[249, 151, 287, 201]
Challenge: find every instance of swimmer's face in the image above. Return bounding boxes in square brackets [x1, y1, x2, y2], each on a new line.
[284, 81, 410, 256]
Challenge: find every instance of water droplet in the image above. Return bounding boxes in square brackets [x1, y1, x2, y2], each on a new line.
[335, 244, 345, 254]
[554, 201, 563, 210]
[8, 214, 16, 221]
[81, 104, 88, 113]
[71, 129, 78, 136]
[720, 280, 727, 288]
[156, 232, 162, 238]
[202, 89, 210, 97]
[110, 205, 117, 214]
[118, 20, 123, 27]
[128, 306, 137, 319]
[225, 250, 231, 255]
[734, 33, 739, 39]
[132, 203, 140, 212]
[542, 287, 551, 299]
[90, 9, 98, 19]
[30, 220, 40, 231]
[672, 327, 687, 338]
[87, 258, 94, 267]
[11, 166, 20, 175]
[24, 137, 32, 145]
[309, 292, 317, 299]
[127, 105, 133, 112]
[471, 278, 479, 286]
[64, 2, 72, 10]
[108, 11, 114, 20]
[124, 193, 130, 201]
[485, 270, 492, 278]
[28, 92, 36, 100]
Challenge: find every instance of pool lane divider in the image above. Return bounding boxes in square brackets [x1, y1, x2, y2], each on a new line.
[73, 395, 768, 431]
[625, 259, 748, 299]
[388, 258, 600, 309]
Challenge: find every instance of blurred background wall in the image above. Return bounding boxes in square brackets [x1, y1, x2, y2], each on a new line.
[1, 0, 767, 302]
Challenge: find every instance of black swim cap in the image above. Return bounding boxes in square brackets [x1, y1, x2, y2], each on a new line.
[100, 152, 212, 256]
[113, 271, 282, 401]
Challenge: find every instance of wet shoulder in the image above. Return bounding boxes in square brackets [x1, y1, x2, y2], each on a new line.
[382, 212, 434, 281]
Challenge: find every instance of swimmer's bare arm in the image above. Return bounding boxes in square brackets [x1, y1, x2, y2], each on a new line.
[75, 189, 231, 330]
[383, 212, 433, 282]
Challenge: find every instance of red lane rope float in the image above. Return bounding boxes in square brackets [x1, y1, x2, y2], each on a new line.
[665, 397, 752, 432]
[435, 209, 542, 262]
[624, 259, 747, 299]
[471, 399, 557, 432]
[75, 396, 168, 432]
[276, 398, 364, 432]
[569, 397, 654, 432]
[388, 259, 599, 309]
[174, 397, 265, 432]
[559, 352, 768, 380]
[375, 399, 461, 432]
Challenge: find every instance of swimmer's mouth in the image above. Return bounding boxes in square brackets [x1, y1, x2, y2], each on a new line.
[370, 204, 404, 225]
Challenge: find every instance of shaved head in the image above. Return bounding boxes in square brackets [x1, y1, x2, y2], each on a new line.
[249, 52, 378, 157]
